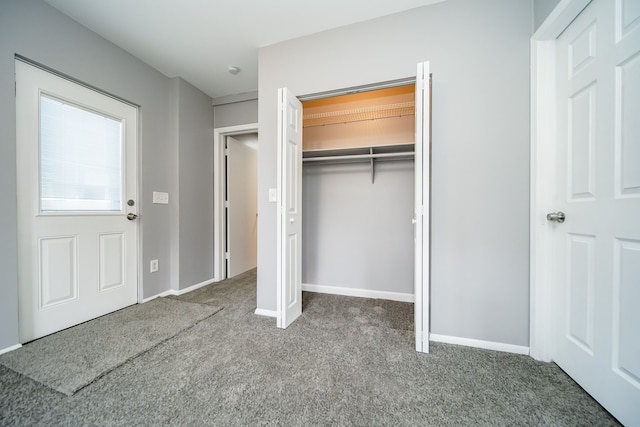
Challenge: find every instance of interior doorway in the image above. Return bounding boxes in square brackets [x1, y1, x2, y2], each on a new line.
[225, 134, 258, 278]
[213, 123, 259, 282]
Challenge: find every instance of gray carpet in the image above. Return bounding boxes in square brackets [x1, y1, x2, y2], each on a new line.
[0, 297, 221, 396]
[0, 269, 620, 426]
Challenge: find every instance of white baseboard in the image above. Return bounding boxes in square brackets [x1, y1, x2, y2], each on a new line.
[254, 308, 277, 318]
[141, 278, 217, 303]
[302, 283, 414, 303]
[141, 290, 173, 303]
[430, 333, 530, 356]
[0, 343, 22, 355]
[174, 278, 216, 296]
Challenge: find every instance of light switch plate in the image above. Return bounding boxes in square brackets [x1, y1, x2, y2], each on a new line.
[153, 191, 169, 204]
[268, 188, 277, 203]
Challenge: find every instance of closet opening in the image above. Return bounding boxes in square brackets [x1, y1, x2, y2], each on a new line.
[300, 83, 417, 305]
[278, 62, 430, 352]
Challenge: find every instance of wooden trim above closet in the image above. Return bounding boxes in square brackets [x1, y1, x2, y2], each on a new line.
[302, 84, 415, 129]
[301, 84, 416, 153]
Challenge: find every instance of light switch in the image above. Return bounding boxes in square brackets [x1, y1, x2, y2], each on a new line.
[268, 188, 277, 203]
[153, 192, 169, 204]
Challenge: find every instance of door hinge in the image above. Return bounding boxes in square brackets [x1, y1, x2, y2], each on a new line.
[225, 252, 230, 260]
[224, 148, 229, 156]
[224, 201, 230, 208]
[416, 206, 424, 216]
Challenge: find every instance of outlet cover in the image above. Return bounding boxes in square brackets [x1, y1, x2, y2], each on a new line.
[153, 192, 169, 204]
[150, 259, 159, 273]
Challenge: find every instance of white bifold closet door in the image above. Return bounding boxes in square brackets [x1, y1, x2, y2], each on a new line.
[276, 61, 432, 354]
[277, 88, 303, 329]
[414, 61, 431, 353]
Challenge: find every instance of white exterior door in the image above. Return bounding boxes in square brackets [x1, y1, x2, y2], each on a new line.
[276, 88, 303, 328]
[551, 0, 640, 424]
[414, 61, 431, 353]
[226, 135, 258, 278]
[16, 61, 138, 342]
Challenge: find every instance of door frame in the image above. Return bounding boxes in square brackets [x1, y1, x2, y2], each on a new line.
[213, 123, 259, 282]
[529, 0, 592, 362]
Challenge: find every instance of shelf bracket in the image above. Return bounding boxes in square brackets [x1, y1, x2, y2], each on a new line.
[370, 147, 375, 183]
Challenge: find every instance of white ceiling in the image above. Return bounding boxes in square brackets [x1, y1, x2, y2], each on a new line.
[43, 0, 446, 99]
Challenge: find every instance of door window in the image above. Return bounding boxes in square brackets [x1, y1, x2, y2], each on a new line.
[40, 93, 123, 212]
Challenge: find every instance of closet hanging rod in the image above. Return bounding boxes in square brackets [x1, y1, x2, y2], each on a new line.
[303, 151, 414, 163]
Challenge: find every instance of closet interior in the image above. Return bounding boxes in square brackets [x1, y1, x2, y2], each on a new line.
[301, 84, 416, 300]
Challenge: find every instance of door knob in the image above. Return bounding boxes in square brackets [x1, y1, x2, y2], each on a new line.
[127, 213, 138, 221]
[546, 211, 565, 223]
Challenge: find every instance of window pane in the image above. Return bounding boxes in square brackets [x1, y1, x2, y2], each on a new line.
[40, 94, 123, 212]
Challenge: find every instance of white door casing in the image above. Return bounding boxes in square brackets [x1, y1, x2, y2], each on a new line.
[16, 60, 138, 342]
[530, 0, 594, 364]
[226, 135, 258, 278]
[414, 61, 431, 353]
[532, 0, 640, 424]
[276, 88, 303, 329]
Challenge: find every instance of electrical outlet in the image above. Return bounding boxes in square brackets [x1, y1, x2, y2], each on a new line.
[150, 259, 159, 273]
[268, 188, 277, 203]
[153, 192, 169, 204]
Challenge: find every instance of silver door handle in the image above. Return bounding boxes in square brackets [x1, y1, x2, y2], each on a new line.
[127, 213, 138, 221]
[546, 211, 565, 223]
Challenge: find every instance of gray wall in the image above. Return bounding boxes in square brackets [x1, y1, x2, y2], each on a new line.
[0, 0, 213, 350]
[258, 0, 533, 346]
[534, 0, 561, 30]
[176, 78, 215, 289]
[302, 161, 414, 295]
[213, 99, 258, 128]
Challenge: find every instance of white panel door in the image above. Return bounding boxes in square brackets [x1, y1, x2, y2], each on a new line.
[414, 62, 431, 353]
[16, 61, 138, 342]
[226, 136, 258, 278]
[552, 0, 640, 424]
[276, 88, 303, 329]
